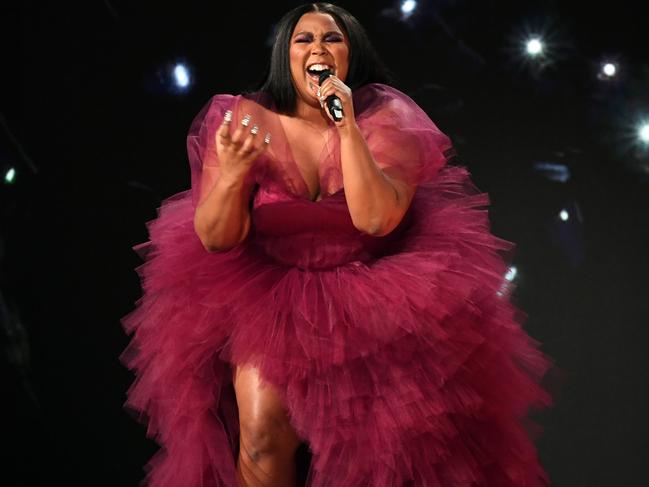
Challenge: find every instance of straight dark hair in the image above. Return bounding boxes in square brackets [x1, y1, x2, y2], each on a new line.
[257, 3, 394, 114]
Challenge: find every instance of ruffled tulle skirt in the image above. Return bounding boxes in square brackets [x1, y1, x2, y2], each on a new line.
[121, 164, 554, 486]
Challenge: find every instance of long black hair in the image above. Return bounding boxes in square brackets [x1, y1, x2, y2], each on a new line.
[257, 3, 394, 114]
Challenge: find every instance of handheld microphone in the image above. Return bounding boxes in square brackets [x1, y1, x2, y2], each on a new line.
[318, 69, 344, 122]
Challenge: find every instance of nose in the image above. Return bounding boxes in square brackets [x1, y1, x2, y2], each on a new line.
[311, 39, 328, 55]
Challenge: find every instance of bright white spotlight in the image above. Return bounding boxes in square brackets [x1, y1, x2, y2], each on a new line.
[559, 209, 569, 221]
[638, 123, 649, 144]
[173, 63, 190, 89]
[602, 62, 617, 77]
[526, 37, 544, 56]
[4, 167, 16, 184]
[401, 0, 417, 17]
[505, 266, 518, 282]
[509, 22, 561, 73]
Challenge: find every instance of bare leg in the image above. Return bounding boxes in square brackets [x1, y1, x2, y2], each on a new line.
[233, 363, 302, 487]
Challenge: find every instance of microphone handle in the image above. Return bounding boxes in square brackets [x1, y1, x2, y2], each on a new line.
[318, 70, 344, 122]
[326, 96, 344, 122]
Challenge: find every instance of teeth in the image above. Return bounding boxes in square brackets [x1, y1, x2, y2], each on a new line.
[307, 64, 332, 73]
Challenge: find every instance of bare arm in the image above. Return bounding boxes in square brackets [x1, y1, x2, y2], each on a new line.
[338, 122, 415, 236]
[193, 111, 270, 252]
[194, 172, 253, 252]
[317, 77, 416, 236]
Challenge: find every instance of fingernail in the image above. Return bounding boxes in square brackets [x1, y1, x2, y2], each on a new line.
[250, 124, 259, 135]
[224, 110, 232, 123]
[241, 114, 251, 127]
[264, 133, 271, 144]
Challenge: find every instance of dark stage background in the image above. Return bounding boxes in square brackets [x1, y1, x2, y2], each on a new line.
[2, 1, 648, 485]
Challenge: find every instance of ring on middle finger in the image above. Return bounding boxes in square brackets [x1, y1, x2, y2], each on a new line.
[250, 125, 259, 135]
[241, 114, 252, 127]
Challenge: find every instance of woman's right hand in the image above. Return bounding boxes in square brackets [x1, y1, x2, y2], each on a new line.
[215, 110, 270, 183]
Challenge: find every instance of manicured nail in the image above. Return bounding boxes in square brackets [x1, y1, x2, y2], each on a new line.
[224, 110, 232, 123]
[250, 124, 259, 135]
[241, 114, 251, 127]
[264, 133, 271, 144]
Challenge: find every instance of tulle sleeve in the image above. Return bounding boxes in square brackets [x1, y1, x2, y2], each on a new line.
[355, 84, 454, 186]
[187, 93, 262, 208]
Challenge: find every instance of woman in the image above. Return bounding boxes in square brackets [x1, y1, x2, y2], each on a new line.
[121, 3, 555, 486]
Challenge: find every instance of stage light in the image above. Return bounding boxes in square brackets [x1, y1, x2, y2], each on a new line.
[507, 18, 567, 75]
[532, 162, 571, 183]
[4, 167, 15, 184]
[173, 63, 190, 89]
[559, 209, 569, 221]
[639, 122, 649, 144]
[145, 59, 195, 95]
[505, 266, 518, 282]
[497, 265, 519, 297]
[401, 0, 416, 13]
[525, 37, 544, 56]
[401, 0, 417, 15]
[597, 60, 620, 81]
[611, 116, 649, 166]
[602, 62, 617, 77]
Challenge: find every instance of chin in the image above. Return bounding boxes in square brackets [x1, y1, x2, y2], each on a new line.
[296, 87, 319, 105]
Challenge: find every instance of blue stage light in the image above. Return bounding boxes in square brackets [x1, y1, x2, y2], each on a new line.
[173, 63, 190, 89]
[532, 162, 571, 183]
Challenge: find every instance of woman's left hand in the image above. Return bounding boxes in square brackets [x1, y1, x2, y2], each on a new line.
[316, 75, 355, 129]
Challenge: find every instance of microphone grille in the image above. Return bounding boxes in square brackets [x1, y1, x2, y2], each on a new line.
[318, 69, 333, 85]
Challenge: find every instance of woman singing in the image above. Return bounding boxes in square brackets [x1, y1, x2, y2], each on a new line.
[121, 3, 555, 486]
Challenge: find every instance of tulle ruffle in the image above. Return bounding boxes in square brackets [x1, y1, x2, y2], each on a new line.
[121, 163, 554, 486]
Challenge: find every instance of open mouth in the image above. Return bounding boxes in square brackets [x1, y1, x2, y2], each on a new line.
[305, 63, 335, 84]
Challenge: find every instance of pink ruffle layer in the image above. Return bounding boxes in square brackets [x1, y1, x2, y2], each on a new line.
[121, 162, 554, 486]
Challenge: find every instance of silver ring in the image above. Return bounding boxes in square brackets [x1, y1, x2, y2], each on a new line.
[241, 114, 251, 127]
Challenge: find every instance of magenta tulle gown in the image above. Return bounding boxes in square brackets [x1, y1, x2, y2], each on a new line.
[120, 83, 555, 486]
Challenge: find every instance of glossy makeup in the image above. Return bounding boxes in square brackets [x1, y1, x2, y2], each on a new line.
[289, 12, 350, 115]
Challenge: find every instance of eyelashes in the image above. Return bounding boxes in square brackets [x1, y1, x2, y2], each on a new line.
[295, 36, 343, 43]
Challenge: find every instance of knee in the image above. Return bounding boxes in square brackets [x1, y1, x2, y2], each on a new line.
[239, 416, 300, 462]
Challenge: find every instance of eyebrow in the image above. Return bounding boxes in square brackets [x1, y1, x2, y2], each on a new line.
[293, 30, 343, 37]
